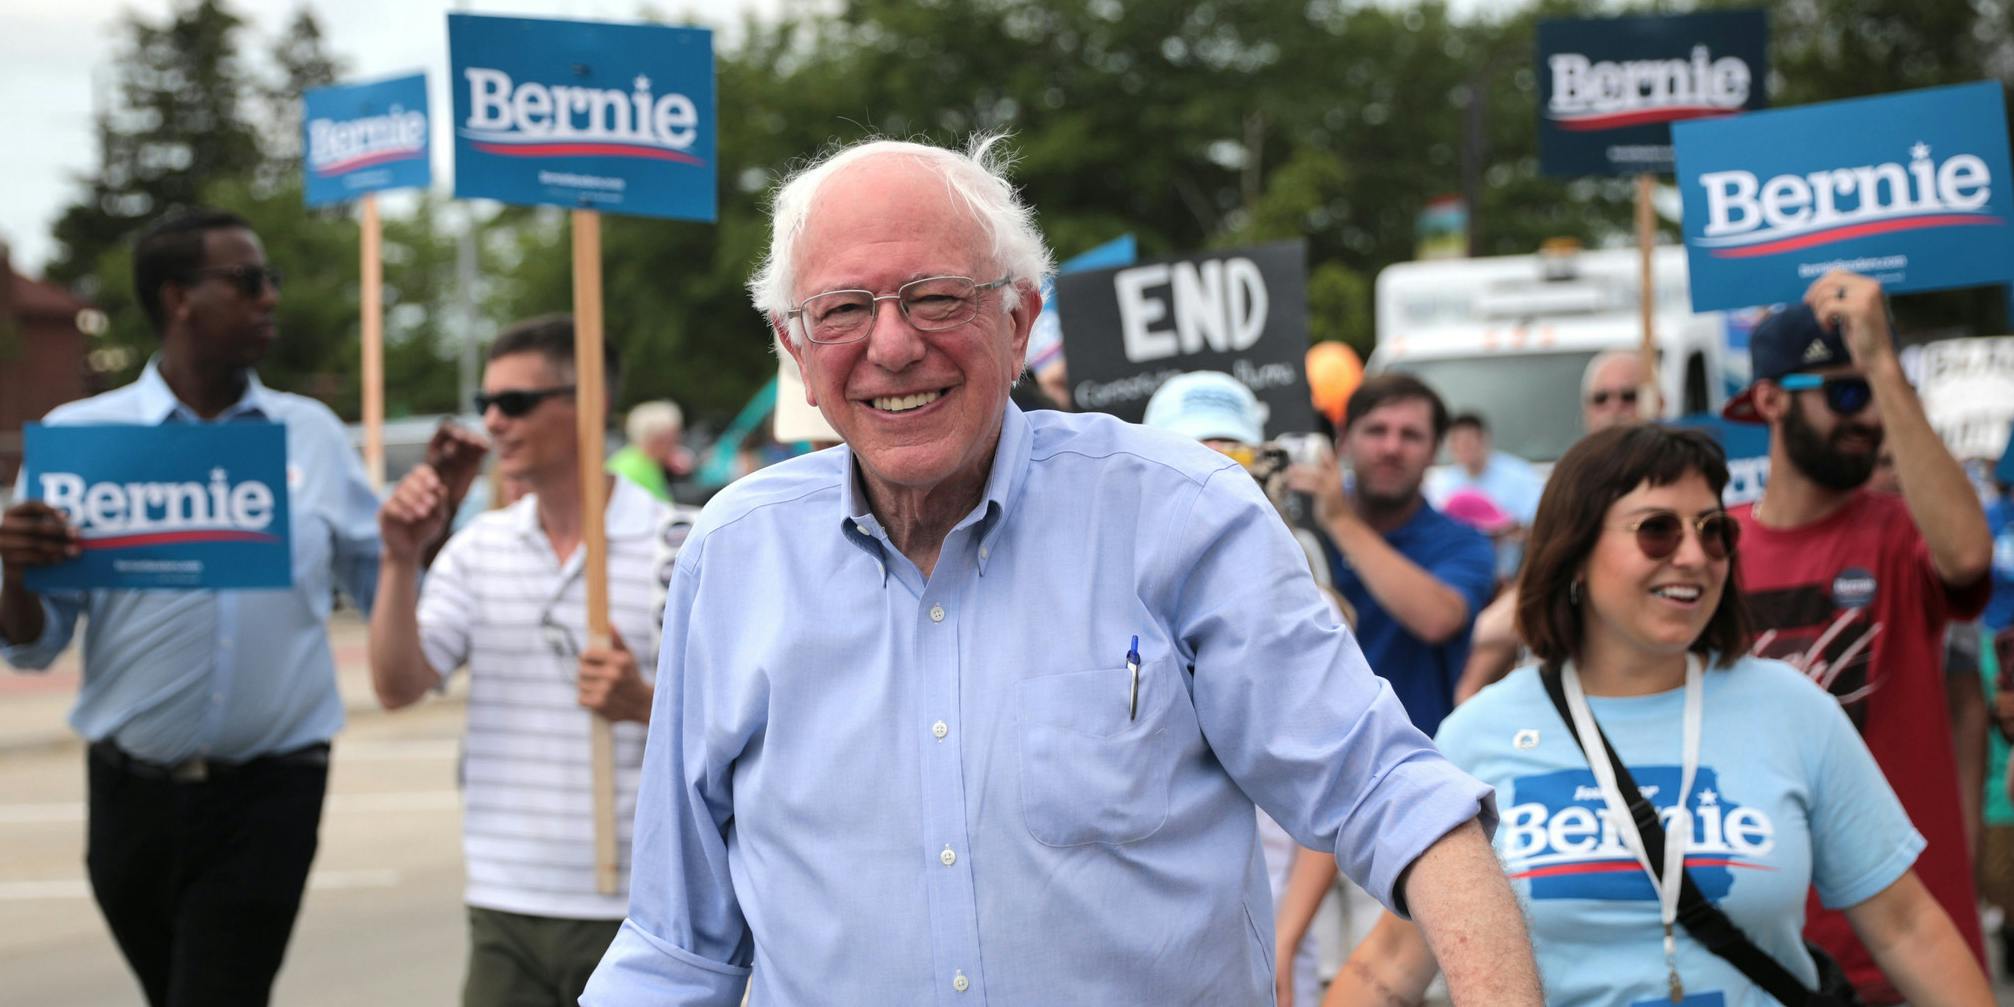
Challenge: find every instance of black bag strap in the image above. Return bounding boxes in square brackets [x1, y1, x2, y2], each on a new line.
[1539, 665, 1829, 1007]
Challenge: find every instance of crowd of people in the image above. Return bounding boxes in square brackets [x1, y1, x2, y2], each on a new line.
[1, 133, 2012, 1007]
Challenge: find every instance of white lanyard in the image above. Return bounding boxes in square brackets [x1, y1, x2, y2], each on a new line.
[1562, 653, 1702, 1003]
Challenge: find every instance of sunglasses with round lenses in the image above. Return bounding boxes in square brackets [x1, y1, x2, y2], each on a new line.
[1777, 373, 1873, 415]
[473, 385, 576, 418]
[189, 264, 284, 298]
[1623, 511, 1739, 561]
[787, 275, 1011, 345]
[1588, 387, 1638, 407]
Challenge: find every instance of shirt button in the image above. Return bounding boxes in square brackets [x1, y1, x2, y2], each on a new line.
[940, 845, 957, 866]
[855, 523, 869, 535]
[978, 545, 989, 561]
[929, 604, 945, 623]
[952, 972, 970, 993]
[931, 720, 948, 740]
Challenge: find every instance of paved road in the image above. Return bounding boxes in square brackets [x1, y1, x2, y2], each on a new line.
[0, 699, 471, 1005]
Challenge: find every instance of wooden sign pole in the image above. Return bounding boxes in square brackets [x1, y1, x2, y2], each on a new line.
[1635, 173, 1663, 420]
[570, 208, 620, 896]
[360, 193, 386, 489]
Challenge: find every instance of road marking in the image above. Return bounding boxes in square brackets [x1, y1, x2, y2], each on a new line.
[0, 869, 402, 901]
[0, 790, 459, 826]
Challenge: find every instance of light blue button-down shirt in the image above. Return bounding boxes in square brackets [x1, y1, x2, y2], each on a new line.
[586, 404, 1495, 1005]
[0, 360, 380, 762]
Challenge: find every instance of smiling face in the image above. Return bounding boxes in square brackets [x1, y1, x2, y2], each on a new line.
[776, 157, 1037, 506]
[1340, 396, 1438, 511]
[171, 227, 279, 372]
[1580, 471, 1731, 667]
[482, 351, 579, 487]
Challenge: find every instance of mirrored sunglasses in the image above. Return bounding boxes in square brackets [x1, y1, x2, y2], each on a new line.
[1777, 373, 1872, 415]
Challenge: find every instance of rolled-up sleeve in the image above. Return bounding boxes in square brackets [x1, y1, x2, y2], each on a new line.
[583, 555, 752, 1005]
[1168, 467, 1495, 915]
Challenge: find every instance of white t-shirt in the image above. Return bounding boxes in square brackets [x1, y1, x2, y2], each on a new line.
[1435, 656, 1923, 1007]
[419, 477, 682, 920]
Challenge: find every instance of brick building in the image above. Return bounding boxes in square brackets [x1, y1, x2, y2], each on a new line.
[1, 244, 95, 490]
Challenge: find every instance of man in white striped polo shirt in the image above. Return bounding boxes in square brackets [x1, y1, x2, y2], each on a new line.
[367, 315, 686, 1006]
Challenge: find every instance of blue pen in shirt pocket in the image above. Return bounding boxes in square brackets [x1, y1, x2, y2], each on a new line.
[1126, 634, 1142, 720]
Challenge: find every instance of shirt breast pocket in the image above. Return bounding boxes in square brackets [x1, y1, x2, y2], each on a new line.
[1016, 662, 1176, 847]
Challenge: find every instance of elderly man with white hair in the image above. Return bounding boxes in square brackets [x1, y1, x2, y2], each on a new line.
[583, 136, 1540, 1005]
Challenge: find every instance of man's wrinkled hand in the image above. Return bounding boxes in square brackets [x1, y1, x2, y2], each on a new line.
[579, 629, 651, 724]
[0, 502, 81, 576]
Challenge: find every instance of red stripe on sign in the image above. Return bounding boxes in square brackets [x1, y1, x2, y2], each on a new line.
[314, 147, 423, 176]
[83, 530, 283, 549]
[471, 142, 703, 165]
[1710, 214, 2003, 258]
[1510, 856, 1774, 880]
[1552, 106, 1736, 131]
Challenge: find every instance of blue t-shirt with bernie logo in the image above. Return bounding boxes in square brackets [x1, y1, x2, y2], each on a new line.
[1436, 656, 1922, 1007]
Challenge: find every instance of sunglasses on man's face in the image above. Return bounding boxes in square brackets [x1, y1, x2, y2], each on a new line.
[1588, 387, 1638, 408]
[1622, 511, 1739, 562]
[473, 385, 576, 418]
[1776, 373, 1873, 415]
[188, 264, 284, 298]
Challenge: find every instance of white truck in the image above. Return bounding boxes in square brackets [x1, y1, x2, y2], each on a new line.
[1368, 244, 1742, 464]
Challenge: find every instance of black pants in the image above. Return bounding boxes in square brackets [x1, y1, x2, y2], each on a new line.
[85, 743, 329, 1007]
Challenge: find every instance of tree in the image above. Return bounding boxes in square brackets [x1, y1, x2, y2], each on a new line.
[47, 0, 266, 299]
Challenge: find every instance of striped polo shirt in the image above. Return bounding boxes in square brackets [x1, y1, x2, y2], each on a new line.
[419, 476, 686, 920]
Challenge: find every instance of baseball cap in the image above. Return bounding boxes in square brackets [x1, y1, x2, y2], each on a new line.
[1142, 371, 1268, 446]
[1442, 488, 1514, 534]
[1721, 304, 1853, 423]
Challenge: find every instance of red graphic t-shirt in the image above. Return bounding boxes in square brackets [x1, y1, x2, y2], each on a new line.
[1735, 491, 1990, 1003]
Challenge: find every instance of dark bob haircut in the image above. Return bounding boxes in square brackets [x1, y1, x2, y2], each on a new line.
[1343, 373, 1450, 441]
[1514, 424, 1753, 670]
[133, 208, 253, 332]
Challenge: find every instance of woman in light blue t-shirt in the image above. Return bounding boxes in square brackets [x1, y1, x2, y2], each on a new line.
[1324, 424, 1988, 1007]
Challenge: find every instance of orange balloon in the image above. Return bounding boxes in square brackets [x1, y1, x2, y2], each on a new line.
[1306, 342, 1363, 426]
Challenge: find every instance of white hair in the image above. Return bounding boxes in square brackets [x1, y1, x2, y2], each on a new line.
[1581, 349, 1642, 399]
[625, 399, 683, 445]
[748, 133, 1055, 345]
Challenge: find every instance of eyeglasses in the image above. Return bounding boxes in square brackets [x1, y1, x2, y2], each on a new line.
[787, 275, 1012, 345]
[1621, 511, 1739, 562]
[1777, 373, 1873, 415]
[188, 264, 284, 298]
[473, 385, 576, 418]
[1588, 387, 1638, 408]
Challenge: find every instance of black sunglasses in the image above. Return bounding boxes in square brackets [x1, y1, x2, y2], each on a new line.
[1777, 373, 1873, 415]
[188, 264, 284, 298]
[1588, 387, 1638, 407]
[473, 385, 576, 418]
[1622, 511, 1739, 562]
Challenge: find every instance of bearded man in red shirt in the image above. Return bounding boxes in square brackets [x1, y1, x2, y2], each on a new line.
[1726, 270, 1995, 1005]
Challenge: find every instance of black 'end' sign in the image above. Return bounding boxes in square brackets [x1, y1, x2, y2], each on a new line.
[1537, 9, 1768, 177]
[1054, 240, 1313, 436]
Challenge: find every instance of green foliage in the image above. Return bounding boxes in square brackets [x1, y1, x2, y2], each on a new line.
[39, 0, 2014, 426]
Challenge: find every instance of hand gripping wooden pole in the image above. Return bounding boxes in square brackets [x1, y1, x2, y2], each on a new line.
[361, 194, 386, 489]
[1635, 173, 1663, 421]
[570, 209, 620, 895]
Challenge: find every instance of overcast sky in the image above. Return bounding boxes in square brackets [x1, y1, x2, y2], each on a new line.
[1, 0, 1510, 279]
[0, 0, 811, 276]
